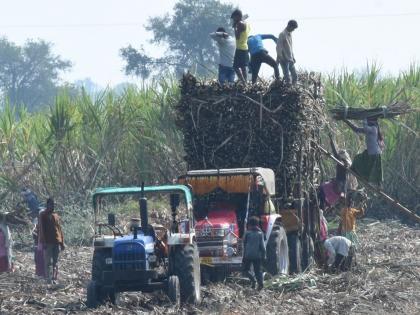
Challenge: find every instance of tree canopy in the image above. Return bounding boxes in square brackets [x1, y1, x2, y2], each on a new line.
[0, 38, 71, 111]
[121, 0, 234, 79]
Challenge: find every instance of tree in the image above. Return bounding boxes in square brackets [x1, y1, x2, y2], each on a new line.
[121, 0, 234, 79]
[0, 38, 71, 111]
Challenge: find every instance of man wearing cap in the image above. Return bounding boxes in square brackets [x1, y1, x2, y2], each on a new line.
[276, 20, 298, 85]
[210, 27, 236, 84]
[231, 9, 251, 83]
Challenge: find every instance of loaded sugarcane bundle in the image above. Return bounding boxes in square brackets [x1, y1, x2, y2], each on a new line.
[176, 73, 328, 201]
[329, 101, 412, 120]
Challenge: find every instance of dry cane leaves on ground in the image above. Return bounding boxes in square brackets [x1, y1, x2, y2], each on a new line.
[0, 219, 419, 315]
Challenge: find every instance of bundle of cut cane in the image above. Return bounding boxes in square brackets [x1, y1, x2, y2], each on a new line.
[329, 101, 412, 120]
[176, 73, 328, 201]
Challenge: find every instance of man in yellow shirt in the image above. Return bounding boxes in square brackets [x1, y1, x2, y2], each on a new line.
[231, 9, 250, 83]
[338, 195, 364, 246]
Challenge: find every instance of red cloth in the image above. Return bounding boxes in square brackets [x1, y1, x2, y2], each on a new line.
[321, 181, 340, 207]
[35, 243, 46, 277]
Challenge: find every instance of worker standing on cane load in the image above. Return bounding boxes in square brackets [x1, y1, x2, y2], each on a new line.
[276, 20, 298, 85]
[38, 198, 65, 283]
[242, 216, 266, 290]
[324, 236, 355, 272]
[231, 9, 250, 83]
[344, 117, 384, 187]
[210, 27, 236, 84]
[247, 34, 280, 84]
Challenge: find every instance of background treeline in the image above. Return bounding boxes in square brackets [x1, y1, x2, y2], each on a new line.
[0, 65, 419, 216]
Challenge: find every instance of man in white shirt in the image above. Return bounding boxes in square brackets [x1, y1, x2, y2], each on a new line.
[210, 27, 236, 84]
[324, 236, 355, 271]
[276, 20, 298, 85]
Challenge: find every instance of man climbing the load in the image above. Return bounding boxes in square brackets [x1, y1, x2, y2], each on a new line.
[344, 117, 384, 187]
[247, 34, 280, 84]
[231, 9, 250, 83]
[210, 27, 236, 84]
[242, 216, 266, 290]
[324, 235, 355, 272]
[338, 193, 364, 247]
[38, 198, 65, 283]
[276, 20, 298, 85]
[330, 135, 358, 196]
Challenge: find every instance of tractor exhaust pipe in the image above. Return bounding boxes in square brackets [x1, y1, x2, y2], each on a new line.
[139, 182, 148, 234]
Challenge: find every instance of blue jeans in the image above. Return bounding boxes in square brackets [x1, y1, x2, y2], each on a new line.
[218, 65, 235, 84]
[279, 60, 297, 84]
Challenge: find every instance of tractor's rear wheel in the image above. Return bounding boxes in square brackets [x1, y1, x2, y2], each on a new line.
[287, 232, 302, 274]
[265, 226, 289, 275]
[168, 275, 180, 306]
[173, 244, 201, 304]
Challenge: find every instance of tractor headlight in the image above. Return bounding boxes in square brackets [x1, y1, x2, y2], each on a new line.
[226, 246, 235, 257]
[213, 228, 229, 237]
[105, 257, 113, 265]
[224, 232, 238, 245]
[213, 229, 224, 237]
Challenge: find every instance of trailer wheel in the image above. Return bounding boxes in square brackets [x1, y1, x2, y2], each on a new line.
[168, 275, 180, 306]
[174, 244, 201, 304]
[86, 280, 99, 308]
[287, 232, 302, 274]
[265, 226, 289, 275]
[302, 235, 314, 271]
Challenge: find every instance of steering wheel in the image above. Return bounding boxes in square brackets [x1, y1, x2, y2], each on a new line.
[98, 224, 123, 237]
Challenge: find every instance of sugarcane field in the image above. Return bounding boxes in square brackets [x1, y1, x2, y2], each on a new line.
[1, 1, 419, 315]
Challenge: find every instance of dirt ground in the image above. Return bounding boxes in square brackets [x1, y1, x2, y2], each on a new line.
[1, 219, 419, 315]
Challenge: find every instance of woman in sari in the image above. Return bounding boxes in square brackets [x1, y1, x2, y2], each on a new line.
[344, 117, 384, 186]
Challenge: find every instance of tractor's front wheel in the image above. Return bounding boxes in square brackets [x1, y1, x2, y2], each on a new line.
[302, 235, 315, 271]
[265, 226, 289, 275]
[86, 280, 99, 308]
[168, 275, 180, 306]
[288, 232, 302, 274]
[173, 244, 201, 304]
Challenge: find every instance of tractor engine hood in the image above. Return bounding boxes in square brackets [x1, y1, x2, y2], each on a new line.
[195, 203, 239, 237]
[113, 234, 155, 253]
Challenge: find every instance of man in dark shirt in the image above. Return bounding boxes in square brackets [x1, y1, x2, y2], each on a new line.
[247, 34, 279, 83]
[242, 216, 266, 290]
[21, 188, 39, 223]
[39, 198, 65, 283]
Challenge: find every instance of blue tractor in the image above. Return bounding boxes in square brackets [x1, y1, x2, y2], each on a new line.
[86, 184, 201, 307]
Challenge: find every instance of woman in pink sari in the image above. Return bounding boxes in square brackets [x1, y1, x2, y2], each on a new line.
[33, 209, 46, 277]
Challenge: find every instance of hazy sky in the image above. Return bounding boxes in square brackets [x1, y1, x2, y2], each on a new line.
[1, 0, 419, 86]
